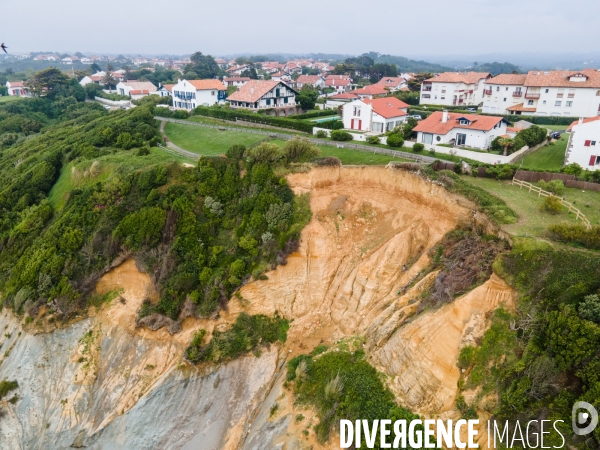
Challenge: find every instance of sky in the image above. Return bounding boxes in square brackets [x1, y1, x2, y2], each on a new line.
[2, 0, 599, 58]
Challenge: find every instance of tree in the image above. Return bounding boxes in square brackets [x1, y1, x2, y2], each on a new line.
[26, 68, 71, 97]
[102, 72, 117, 91]
[240, 68, 258, 79]
[297, 85, 319, 111]
[184, 51, 220, 79]
[122, 65, 134, 80]
[498, 137, 514, 156]
[106, 63, 115, 72]
[283, 137, 321, 164]
[402, 118, 418, 140]
[90, 63, 102, 74]
[226, 85, 238, 97]
[74, 69, 89, 81]
[407, 73, 433, 92]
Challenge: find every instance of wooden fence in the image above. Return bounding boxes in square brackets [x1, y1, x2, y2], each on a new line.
[511, 178, 591, 229]
[514, 170, 575, 183]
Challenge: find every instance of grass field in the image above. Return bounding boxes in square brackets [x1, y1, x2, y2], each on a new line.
[514, 134, 568, 171]
[0, 96, 26, 103]
[465, 176, 600, 237]
[48, 147, 194, 210]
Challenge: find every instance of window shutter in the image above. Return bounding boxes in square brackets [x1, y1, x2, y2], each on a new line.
[589, 155, 596, 166]
[585, 140, 592, 146]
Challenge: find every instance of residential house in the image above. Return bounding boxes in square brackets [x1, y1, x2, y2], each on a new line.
[342, 97, 409, 133]
[226, 65, 250, 76]
[172, 79, 227, 110]
[482, 69, 600, 118]
[271, 72, 291, 83]
[61, 56, 80, 65]
[215, 58, 229, 70]
[223, 77, 251, 88]
[5, 81, 31, 97]
[352, 85, 389, 100]
[325, 92, 360, 109]
[79, 73, 105, 86]
[116, 81, 157, 98]
[295, 75, 324, 89]
[376, 77, 407, 92]
[156, 84, 174, 97]
[413, 110, 508, 149]
[564, 117, 600, 169]
[226, 80, 299, 116]
[80, 57, 92, 65]
[325, 75, 352, 94]
[420, 72, 491, 106]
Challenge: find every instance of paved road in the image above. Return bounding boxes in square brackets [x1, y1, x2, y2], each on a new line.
[156, 116, 438, 164]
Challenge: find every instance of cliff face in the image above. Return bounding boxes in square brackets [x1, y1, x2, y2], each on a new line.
[0, 167, 515, 449]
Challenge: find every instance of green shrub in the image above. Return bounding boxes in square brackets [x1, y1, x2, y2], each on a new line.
[283, 137, 321, 163]
[539, 179, 565, 195]
[226, 144, 247, 160]
[540, 196, 563, 214]
[0, 379, 18, 399]
[185, 312, 289, 363]
[562, 163, 583, 176]
[330, 130, 353, 141]
[413, 143, 425, 152]
[315, 130, 328, 138]
[366, 135, 380, 145]
[548, 223, 600, 249]
[458, 346, 478, 369]
[386, 134, 404, 148]
[114, 207, 167, 250]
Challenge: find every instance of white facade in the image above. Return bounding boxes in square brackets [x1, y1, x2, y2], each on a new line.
[482, 83, 528, 115]
[6, 81, 31, 97]
[565, 118, 600, 169]
[227, 81, 298, 115]
[342, 99, 407, 133]
[116, 81, 157, 98]
[420, 72, 490, 107]
[172, 79, 226, 110]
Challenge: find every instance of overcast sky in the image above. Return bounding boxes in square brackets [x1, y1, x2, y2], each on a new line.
[2, 0, 599, 58]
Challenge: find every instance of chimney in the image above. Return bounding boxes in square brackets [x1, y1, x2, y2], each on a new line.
[442, 110, 449, 123]
[578, 117, 584, 125]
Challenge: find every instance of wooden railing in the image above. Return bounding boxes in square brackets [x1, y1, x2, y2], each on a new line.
[512, 178, 592, 229]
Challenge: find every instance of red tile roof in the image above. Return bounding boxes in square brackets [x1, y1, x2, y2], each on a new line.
[567, 116, 600, 131]
[325, 78, 351, 87]
[506, 103, 537, 112]
[161, 84, 174, 92]
[363, 97, 409, 118]
[485, 74, 528, 85]
[424, 72, 490, 84]
[329, 92, 359, 100]
[186, 79, 226, 91]
[121, 81, 157, 92]
[227, 80, 292, 103]
[413, 111, 504, 135]
[376, 77, 406, 87]
[506, 127, 520, 133]
[8, 81, 25, 87]
[524, 69, 600, 88]
[129, 90, 150, 95]
[352, 85, 389, 96]
[223, 77, 250, 82]
[296, 75, 321, 84]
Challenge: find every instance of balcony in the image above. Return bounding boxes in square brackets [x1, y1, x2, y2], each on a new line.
[525, 92, 540, 99]
[422, 87, 432, 92]
[556, 94, 564, 98]
[484, 89, 492, 95]
[568, 94, 575, 98]
[512, 91, 523, 97]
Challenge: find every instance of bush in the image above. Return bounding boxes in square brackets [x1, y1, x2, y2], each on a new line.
[386, 134, 404, 148]
[315, 130, 328, 138]
[540, 195, 563, 214]
[294, 110, 337, 120]
[548, 223, 600, 249]
[366, 135, 380, 145]
[226, 144, 246, 160]
[562, 163, 583, 176]
[0, 379, 18, 399]
[330, 130, 353, 141]
[283, 137, 321, 164]
[539, 179, 565, 195]
[314, 156, 341, 166]
[413, 143, 425, 152]
[246, 142, 283, 163]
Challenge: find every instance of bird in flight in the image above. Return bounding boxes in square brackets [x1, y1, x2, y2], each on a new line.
[1, 43, 7, 53]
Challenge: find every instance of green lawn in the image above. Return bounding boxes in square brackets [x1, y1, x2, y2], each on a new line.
[464, 176, 600, 237]
[0, 96, 26, 103]
[514, 134, 568, 171]
[48, 147, 194, 210]
[164, 122, 271, 155]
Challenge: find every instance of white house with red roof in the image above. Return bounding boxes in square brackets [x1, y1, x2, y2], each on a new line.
[172, 79, 227, 110]
[351, 85, 389, 100]
[564, 117, 600, 169]
[325, 75, 352, 94]
[227, 80, 299, 116]
[376, 77, 407, 92]
[226, 65, 250, 75]
[325, 92, 360, 109]
[482, 69, 600, 118]
[6, 81, 31, 97]
[295, 75, 324, 89]
[156, 83, 174, 97]
[271, 72, 292, 83]
[420, 72, 491, 107]
[342, 97, 410, 133]
[413, 110, 508, 149]
[116, 81, 158, 99]
[223, 77, 251, 88]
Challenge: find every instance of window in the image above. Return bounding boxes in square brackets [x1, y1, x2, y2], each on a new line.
[566, 101, 573, 107]
[441, 97, 445, 100]
[496, 86, 500, 91]
[503, 98, 507, 102]
[456, 133, 467, 146]
[597, 90, 600, 96]
[459, 119, 469, 125]
[506, 87, 509, 91]
[422, 94, 431, 98]
[422, 133, 433, 144]
[555, 101, 562, 106]
[386, 122, 394, 131]
[545, 89, 549, 93]
[353, 106, 361, 116]
[441, 90, 446, 93]
[528, 100, 534, 105]
[266, 98, 271, 105]
[543, 100, 546, 105]
[592, 141, 597, 146]
[589, 155, 597, 166]
[211, 91, 215, 96]
[284, 97, 288, 104]
[436, 136, 441, 142]
[584, 140, 591, 146]
[568, 89, 575, 98]
[557, 89, 564, 98]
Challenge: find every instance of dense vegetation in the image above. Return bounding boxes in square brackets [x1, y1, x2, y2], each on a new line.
[185, 312, 289, 363]
[455, 239, 600, 446]
[287, 347, 421, 448]
[0, 70, 312, 328]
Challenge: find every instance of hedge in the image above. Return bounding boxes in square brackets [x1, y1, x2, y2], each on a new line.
[293, 110, 338, 120]
[192, 106, 314, 133]
[330, 130, 353, 141]
[408, 108, 578, 126]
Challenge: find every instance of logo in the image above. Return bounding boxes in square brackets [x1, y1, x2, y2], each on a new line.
[572, 401, 598, 435]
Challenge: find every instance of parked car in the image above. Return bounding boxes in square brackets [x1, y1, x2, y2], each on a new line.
[551, 132, 561, 139]
[466, 108, 477, 113]
[408, 115, 422, 121]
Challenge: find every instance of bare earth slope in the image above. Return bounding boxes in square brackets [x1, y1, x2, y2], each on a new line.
[0, 166, 514, 449]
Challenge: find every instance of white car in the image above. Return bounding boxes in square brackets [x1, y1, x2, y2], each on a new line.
[103, 105, 111, 110]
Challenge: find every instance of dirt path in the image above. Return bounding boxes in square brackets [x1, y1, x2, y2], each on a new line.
[158, 120, 200, 160]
